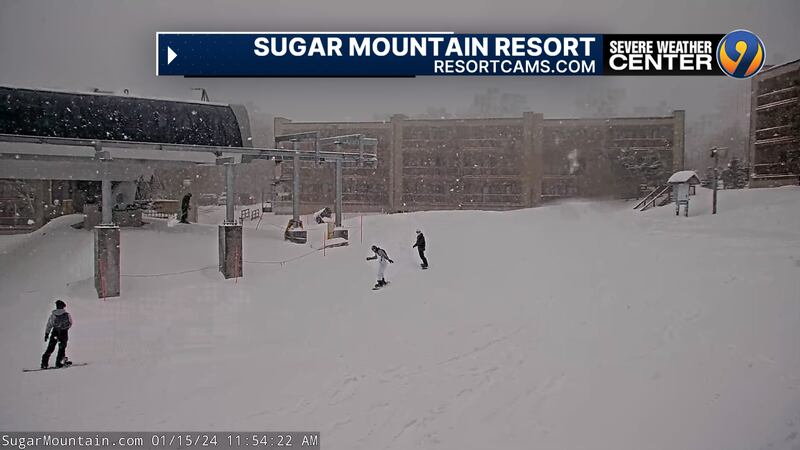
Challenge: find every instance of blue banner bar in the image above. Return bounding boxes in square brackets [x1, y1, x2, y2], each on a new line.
[156, 33, 604, 77]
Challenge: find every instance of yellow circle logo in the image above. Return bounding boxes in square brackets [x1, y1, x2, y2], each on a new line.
[717, 29, 765, 78]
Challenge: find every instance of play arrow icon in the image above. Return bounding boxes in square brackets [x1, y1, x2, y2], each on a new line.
[167, 47, 178, 65]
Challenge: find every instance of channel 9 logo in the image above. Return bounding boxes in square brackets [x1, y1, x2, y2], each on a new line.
[717, 29, 765, 79]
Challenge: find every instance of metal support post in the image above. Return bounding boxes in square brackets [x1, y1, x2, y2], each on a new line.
[292, 139, 300, 223]
[335, 156, 343, 228]
[225, 162, 235, 224]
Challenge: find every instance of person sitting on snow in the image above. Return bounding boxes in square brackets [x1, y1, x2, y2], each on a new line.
[41, 300, 72, 369]
[314, 207, 332, 224]
[366, 245, 394, 288]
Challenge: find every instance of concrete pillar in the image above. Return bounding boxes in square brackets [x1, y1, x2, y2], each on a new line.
[522, 112, 545, 207]
[32, 180, 47, 228]
[332, 227, 349, 241]
[218, 224, 243, 279]
[94, 225, 120, 298]
[390, 114, 406, 212]
[672, 110, 686, 171]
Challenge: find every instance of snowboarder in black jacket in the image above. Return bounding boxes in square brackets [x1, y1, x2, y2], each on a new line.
[413, 230, 428, 268]
[180, 193, 192, 223]
[41, 300, 72, 369]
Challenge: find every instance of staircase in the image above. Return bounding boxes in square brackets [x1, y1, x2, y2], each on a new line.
[633, 184, 672, 211]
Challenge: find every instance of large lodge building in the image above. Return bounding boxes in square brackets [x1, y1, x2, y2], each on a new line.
[274, 111, 685, 213]
[749, 58, 800, 187]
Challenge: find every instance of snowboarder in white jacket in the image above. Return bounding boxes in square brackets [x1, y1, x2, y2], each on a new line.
[366, 245, 394, 288]
[41, 300, 72, 369]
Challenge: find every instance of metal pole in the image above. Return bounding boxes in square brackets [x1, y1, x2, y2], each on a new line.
[225, 162, 235, 223]
[335, 158, 343, 228]
[712, 148, 719, 215]
[314, 134, 320, 167]
[101, 178, 112, 224]
[95, 142, 113, 225]
[358, 137, 365, 168]
[292, 139, 300, 223]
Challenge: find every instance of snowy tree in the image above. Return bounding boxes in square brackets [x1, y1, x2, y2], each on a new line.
[721, 157, 749, 189]
[612, 147, 666, 188]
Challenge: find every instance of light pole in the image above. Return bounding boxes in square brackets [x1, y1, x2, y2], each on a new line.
[710, 146, 728, 215]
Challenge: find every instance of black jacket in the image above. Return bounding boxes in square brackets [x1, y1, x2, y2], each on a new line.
[413, 233, 426, 250]
[181, 194, 191, 210]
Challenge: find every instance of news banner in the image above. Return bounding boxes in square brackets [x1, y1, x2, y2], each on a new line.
[156, 30, 765, 79]
[0, 432, 319, 449]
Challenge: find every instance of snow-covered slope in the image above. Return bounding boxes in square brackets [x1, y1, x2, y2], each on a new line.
[1, 187, 799, 450]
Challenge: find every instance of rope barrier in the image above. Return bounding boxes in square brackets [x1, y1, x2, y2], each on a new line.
[244, 247, 323, 266]
[121, 266, 217, 278]
[118, 245, 327, 278]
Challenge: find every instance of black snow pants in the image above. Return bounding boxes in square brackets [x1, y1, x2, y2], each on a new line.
[42, 329, 68, 367]
[417, 247, 428, 267]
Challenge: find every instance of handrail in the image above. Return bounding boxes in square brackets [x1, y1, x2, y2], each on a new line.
[633, 184, 669, 210]
[639, 184, 672, 211]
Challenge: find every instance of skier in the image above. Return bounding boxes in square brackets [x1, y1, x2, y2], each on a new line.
[180, 193, 192, 223]
[366, 245, 394, 289]
[41, 300, 72, 369]
[412, 229, 428, 269]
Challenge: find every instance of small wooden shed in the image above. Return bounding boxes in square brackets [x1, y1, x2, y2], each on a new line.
[668, 171, 701, 216]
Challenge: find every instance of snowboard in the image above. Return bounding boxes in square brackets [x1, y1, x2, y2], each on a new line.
[372, 281, 391, 290]
[23, 362, 88, 372]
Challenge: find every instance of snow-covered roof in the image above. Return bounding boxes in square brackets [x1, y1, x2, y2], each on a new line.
[758, 57, 800, 75]
[0, 84, 232, 107]
[668, 170, 701, 184]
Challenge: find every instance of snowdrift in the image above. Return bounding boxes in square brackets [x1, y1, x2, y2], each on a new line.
[1, 187, 799, 450]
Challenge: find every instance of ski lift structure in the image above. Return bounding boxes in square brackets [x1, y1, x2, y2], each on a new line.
[270, 131, 379, 244]
[0, 132, 377, 298]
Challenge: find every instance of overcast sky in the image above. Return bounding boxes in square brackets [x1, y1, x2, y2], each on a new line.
[0, 0, 798, 122]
